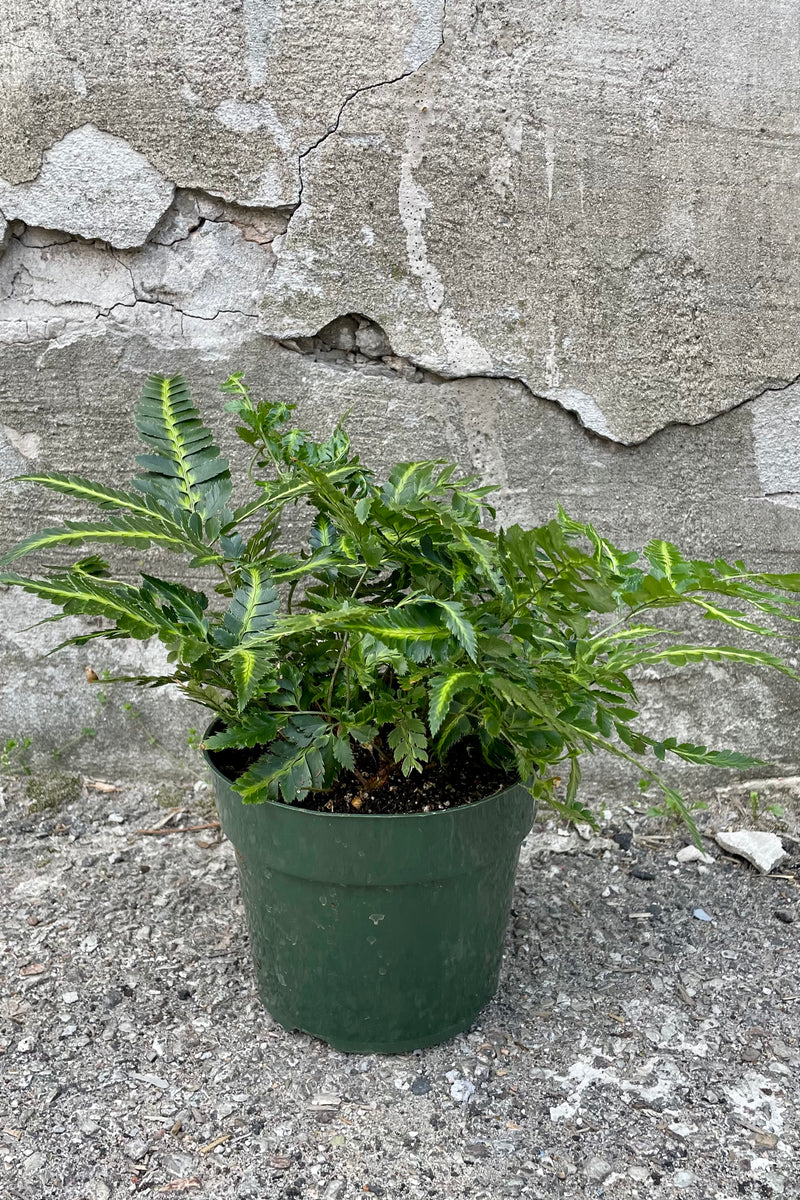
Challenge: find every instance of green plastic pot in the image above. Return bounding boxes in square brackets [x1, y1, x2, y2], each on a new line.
[204, 727, 535, 1054]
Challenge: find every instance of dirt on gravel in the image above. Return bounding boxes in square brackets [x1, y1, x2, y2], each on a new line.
[1, 768, 798, 1200]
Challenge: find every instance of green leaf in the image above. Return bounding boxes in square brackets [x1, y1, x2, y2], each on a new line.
[0, 515, 217, 567]
[0, 571, 165, 639]
[426, 599, 478, 661]
[387, 717, 428, 776]
[660, 740, 767, 770]
[332, 736, 355, 771]
[222, 565, 280, 642]
[644, 539, 693, 591]
[230, 647, 277, 711]
[140, 575, 208, 637]
[428, 671, 479, 736]
[12, 472, 180, 522]
[691, 599, 779, 635]
[203, 711, 285, 751]
[134, 373, 231, 519]
[613, 644, 798, 679]
[235, 721, 331, 803]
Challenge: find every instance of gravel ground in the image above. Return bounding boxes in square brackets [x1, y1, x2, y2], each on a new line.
[1, 771, 798, 1200]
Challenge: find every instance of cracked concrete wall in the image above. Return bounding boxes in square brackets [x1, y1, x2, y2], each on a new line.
[0, 0, 798, 784]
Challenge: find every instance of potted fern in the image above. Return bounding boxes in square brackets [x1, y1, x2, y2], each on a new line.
[1, 373, 797, 1052]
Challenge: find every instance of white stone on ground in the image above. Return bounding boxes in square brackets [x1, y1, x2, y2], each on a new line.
[714, 830, 787, 874]
[677, 844, 715, 865]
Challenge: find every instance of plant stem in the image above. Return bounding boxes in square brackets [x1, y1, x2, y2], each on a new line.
[326, 564, 371, 710]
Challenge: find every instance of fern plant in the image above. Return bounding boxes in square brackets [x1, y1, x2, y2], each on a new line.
[2, 372, 798, 836]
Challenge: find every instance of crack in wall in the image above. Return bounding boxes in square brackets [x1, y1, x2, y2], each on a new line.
[295, 0, 447, 208]
[1, 171, 797, 504]
[278, 311, 800, 505]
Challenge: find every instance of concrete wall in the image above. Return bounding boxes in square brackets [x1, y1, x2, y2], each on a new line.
[0, 1, 798, 785]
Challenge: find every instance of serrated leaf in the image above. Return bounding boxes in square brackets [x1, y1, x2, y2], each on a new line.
[0, 571, 165, 639]
[134, 373, 231, 519]
[427, 599, 478, 661]
[222, 565, 280, 644]
[230, 647, 277, 711]
[387, 717, 428, 776]
[428, 671, 479, 736]
[0, 514, 217, 567]
[613, 644, 798, 679]
[203, 712, 285, 751]
[332, 736, 355, 771]
[235, 730, 330, 803]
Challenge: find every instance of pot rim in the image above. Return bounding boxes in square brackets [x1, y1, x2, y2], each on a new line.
[201, 718, 530, 822]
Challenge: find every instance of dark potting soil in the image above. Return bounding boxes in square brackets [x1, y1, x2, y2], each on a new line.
[209, 735, 516, 815]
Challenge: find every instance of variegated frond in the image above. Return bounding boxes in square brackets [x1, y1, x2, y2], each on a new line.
[134, 374, 232, 519]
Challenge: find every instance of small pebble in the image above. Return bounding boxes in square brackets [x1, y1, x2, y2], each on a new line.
[676, 844, 715, 865]
[693, 908, 712, 922]
[410, 1076, 431, 1096]
[450, 1078, 475, 1104]
[465, 1142, 489, 1158]
[583, 1156, 613, 1182]
[774, 909, 794, 924]
[630, 866, 656, 881]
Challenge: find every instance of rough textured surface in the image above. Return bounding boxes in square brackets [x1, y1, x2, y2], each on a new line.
[1, 777, 799, 1198]
[0, 0, 798, 786]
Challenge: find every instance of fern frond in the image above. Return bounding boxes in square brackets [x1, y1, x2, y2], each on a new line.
[609, 644, 798, 678]
[0, 571, 166, 639]
[428, 671, 480, 736]
[0, 515, 219, 566]
[134, 374, 231, 518]
[221, 566, 280, 642]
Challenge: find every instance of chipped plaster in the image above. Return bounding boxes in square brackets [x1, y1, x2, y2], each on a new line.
[0, 126, 174, 249]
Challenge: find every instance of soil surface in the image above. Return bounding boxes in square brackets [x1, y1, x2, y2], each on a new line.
[1, 768, 799, 1200]
[210, 736, 516, 815]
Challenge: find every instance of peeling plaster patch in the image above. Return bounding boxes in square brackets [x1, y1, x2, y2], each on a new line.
[751, 385, 800, 506]
[540, 386, 620, 441]
[0, 426, 41, 461]
[149, 189, 289, 248]
[0, 237, 135, 321]
[398, 104, 492, 372]
[405, 0, 445, 69]
[0, 215, 268, 359]
[242, 0, 282, 89]
[0, 126, 174, 249]
[131, 222, 271, 319]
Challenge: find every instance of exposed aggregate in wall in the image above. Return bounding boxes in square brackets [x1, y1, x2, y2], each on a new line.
[0, 0, 798, 780]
